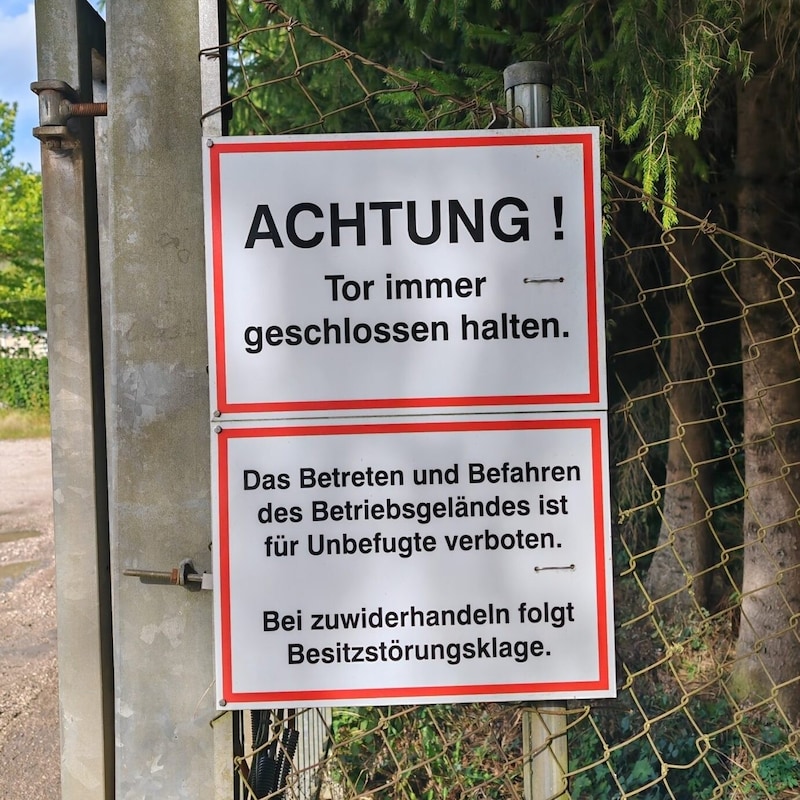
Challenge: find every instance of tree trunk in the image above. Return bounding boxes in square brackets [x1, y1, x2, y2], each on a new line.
[645, 206, 715, 619]
[731, 8, 800, 719]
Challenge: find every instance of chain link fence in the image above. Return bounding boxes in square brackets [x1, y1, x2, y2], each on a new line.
[204, 3, 800, 797]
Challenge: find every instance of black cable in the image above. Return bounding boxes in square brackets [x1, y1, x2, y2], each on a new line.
[275, 727, 300, 794]
[248, 709, 298, 799]
[249, 710, 275, 798]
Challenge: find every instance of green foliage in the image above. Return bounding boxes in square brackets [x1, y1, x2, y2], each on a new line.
[226, 1, 756, 223]
[324, 0, 753, 220]
[329, 705, 511, 798]
[727, 716, 800, 797]
[0, 355, 49, 410]
[570, 693, 731, 799]
[569, 656, 800, 800]
[226, 0, 416, 135]
[225, 0, 556, 135]
[542, 0, 748, 224]
[754, 751, 800, 794]
[0, 101, 45, 329]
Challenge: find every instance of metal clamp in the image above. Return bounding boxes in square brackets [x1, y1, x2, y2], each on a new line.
[31, 79, 108, 150]
[123, 559, 211, 591]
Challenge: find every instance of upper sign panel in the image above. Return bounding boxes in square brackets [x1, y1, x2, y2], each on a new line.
[203, 129, 605, 415]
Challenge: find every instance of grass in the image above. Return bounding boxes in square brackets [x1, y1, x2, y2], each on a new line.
[0, 409, 51, 439]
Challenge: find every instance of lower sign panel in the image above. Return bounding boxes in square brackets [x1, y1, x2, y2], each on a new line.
[212, 416, 615, 708]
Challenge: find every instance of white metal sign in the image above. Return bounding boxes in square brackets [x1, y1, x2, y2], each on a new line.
[203, 129, 605, 415]
[212, 416, 614, 708]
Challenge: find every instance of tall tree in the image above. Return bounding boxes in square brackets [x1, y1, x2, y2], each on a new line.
[0, 101, 45, 330]
[642, 197, 717, 617]
[729, 2, 800, 716]
[548, 1, 800, 714]
[537, 2, 742, 619]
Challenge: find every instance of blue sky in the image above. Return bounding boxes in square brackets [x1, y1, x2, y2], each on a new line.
[0, 1, 103, 171]
[0, 0, 39, 169]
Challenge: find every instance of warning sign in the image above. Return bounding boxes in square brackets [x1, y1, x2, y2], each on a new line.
[203, 129, 605, 415]
[212, 416, 615, 708]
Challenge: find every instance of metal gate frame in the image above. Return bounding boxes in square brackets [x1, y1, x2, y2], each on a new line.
[34, 2, 112, 797]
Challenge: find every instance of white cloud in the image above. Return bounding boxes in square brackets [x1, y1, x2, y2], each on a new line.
[0, 2, 39, 168]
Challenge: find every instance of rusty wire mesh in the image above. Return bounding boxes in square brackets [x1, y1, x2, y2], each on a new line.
[204, 3, 800, 798]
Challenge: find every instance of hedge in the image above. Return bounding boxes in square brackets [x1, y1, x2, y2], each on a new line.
[0, 356, 49, 410]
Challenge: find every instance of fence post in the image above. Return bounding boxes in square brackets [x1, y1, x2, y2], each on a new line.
[504, 61, 552, 128]
[522, 705, 569, 800]
[504, 60, 570, 800]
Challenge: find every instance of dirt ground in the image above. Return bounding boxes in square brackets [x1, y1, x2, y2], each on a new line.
[0, 438, 60, 800]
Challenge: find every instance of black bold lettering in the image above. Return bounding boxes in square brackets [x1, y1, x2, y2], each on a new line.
[490, 196, 529, 242]
[407, 200, 441, 245]
[245, 204, 284, 248]
[288, 643, 304, 664]
[286, 203, 324, 248]
[263, 611, 279, 631]
[331, 203, 366, 246]
[369, 201, 403, 244]
[449, 199, 484, 242]
[243, 326, 263, 354]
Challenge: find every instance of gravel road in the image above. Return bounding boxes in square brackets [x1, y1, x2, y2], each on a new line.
[0, 438, 60, 800]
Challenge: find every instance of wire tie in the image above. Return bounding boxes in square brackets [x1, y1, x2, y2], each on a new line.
[534, 564, 576, 572]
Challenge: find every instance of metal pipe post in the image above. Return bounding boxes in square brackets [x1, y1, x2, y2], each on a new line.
[504, 61, 552, 128]
[504, 59, 569, 800]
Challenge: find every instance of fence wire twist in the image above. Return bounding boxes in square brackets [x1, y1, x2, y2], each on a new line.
[206, 3, 800, 798]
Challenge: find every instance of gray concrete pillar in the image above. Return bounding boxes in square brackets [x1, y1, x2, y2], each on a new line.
[105, 0, 215, 795]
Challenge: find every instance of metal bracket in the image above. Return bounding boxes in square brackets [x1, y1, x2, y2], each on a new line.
[123, 559, 211, 592]
[31, 79, 108, 151]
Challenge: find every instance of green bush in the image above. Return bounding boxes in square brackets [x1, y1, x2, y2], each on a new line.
[329, 705, 516, 799]
[0, 355, 49, 410]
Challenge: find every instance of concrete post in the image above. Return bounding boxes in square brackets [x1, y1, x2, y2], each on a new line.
[105, 0, 216, 795]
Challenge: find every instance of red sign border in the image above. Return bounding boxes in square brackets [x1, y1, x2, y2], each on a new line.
[207, 131, 602, 414]
[215, 416, 613, 705]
